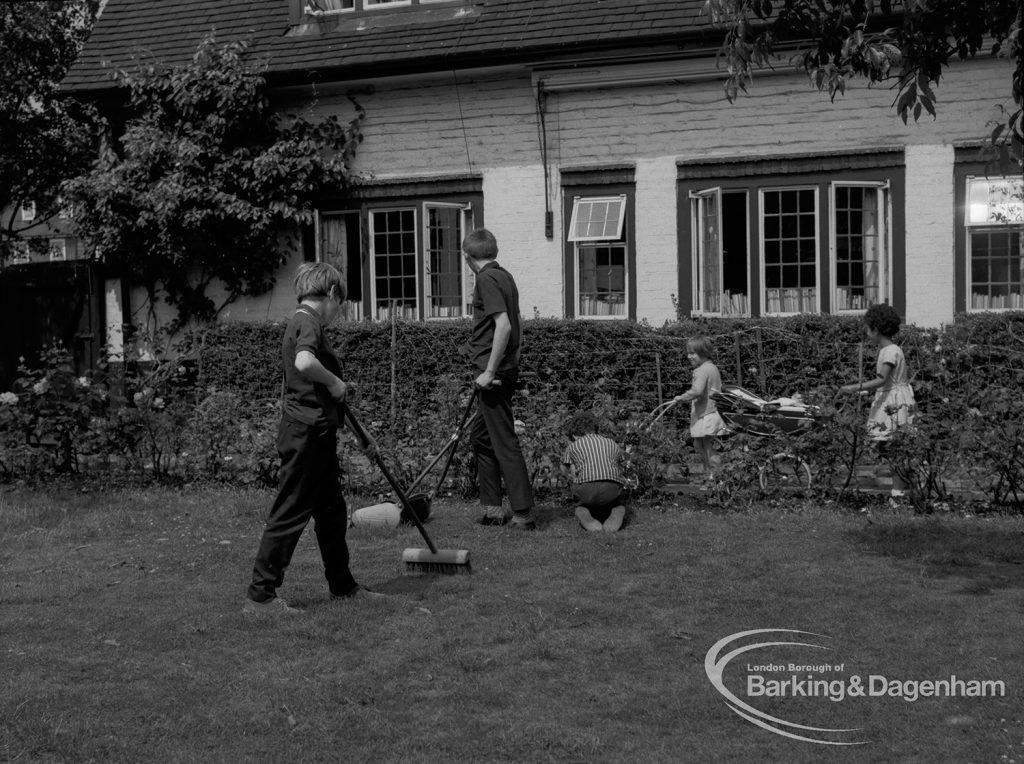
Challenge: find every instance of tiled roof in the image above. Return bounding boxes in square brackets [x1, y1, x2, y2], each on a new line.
[65, 0, 714, 92]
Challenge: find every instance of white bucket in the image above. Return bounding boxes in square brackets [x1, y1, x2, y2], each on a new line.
[351, 502, 401, 529]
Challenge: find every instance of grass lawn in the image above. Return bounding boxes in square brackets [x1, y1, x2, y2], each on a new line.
[2, 487, 1023, 762]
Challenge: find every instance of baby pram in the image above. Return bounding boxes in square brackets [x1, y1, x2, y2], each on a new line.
[711, 384, 826, 492]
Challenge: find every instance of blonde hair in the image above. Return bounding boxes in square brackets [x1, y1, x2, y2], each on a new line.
[294, 262, 346, 302]
[462, 228, 499, 260]
[687, 336, 714, 361]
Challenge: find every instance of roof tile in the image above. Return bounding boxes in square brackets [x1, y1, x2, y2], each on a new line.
[66, 0, 711, 91]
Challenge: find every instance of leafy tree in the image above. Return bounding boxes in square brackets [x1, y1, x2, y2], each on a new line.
[703, 0, 1023, 165]
[0, 0, 101, 254]
[65, 35, 364, 328]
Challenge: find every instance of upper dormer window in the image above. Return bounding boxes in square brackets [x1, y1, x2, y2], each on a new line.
[304, 0, 457, 15]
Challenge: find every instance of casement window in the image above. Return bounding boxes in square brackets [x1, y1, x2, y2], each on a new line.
[964, 176, 1023, 311]
[316, 210, 364, 320]
[690, 188, 750, 315]
[566, 194, 631, 319]
[831, 182, 891, 312]
[761, 187, 820, 314]
[316, 198, 475, 321]
[680, 154, 902, 317]
[20, 202, 35, 222]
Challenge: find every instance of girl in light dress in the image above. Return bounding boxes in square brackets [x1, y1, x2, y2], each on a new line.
[673, 336, 727, 478]
[839, 304, 917, 493]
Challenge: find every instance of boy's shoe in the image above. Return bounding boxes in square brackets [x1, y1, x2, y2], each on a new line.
[509, 514, 538, 531]
[242, 597, 303, 615]
[332, 585, 388, 601]
[477, 504, 511, 526]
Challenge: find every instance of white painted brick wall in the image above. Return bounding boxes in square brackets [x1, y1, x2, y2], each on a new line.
[634, 157, 679, 325]
[481, 165, 564, 319]
[137, 55, 1000, 335]
[904, 145, 955, 327]
[219, 249, 305, 323]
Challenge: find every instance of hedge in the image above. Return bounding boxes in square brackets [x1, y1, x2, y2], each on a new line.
[2, 312, 1023, 511]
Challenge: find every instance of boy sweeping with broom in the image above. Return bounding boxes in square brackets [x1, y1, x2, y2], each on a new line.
[244, 262, 382, 615]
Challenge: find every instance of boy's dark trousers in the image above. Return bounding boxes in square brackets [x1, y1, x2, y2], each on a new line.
[469, 369, 534, 513]
[248, 416, 356, 602]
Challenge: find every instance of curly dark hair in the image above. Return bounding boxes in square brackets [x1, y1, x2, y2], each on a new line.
[864, 303, 901, 338]
[563, 410, 600, 438]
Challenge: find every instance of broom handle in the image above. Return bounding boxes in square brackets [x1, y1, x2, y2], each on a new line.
[407, 388, 478, 495]
[341, 402, 438, 554]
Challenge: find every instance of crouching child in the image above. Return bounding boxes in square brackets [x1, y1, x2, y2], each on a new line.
[560, 411, 628, 532]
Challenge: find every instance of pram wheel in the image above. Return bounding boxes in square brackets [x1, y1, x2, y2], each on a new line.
[758, 453, 812, 494]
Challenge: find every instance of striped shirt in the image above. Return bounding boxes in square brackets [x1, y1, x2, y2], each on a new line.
[562, 434, 625, 485]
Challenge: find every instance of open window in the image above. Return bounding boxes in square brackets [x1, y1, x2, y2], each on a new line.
[316, 211, 364, 320]
[680, 151, 903, 318]
[357, 202, 474, 321]
[568, 195, 629, 318]
[568, 195, 626, 242]
[690, 187, 749, 315]
[831, 182, 891, 312]
[965, 176, 1024, 310]
[424, 202, 474, 319]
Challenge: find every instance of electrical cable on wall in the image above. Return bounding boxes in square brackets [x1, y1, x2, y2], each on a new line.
[534, 81, 553, 239]
[452, 70, 474, 174]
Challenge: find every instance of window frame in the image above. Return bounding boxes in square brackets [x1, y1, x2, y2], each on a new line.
[314, 209, 365, 321]
[300, 0, 460, 18]
[677, 156, 904, 318]
[961, 174, 1024, 312]
[317, 185, 479, 322]
[758, 185, 821, 316]
[829, 180, 893, 314]
[965, 176, 1024, 227]
[368, 205, 421, 321]
[567, 194, 627, 243]
[561, 180, 636, 321]
[422, 201, 475, 321]
[689, 186, 752, 317]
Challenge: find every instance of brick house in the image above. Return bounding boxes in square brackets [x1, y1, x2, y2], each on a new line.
[63, 0, 1023, 345]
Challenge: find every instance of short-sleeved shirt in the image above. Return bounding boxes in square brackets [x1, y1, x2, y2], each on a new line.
[463, 262, 522, 373]
[562, 434, 625, 485]
[876, 344, 910, 389]
[281, 305, 344, 428]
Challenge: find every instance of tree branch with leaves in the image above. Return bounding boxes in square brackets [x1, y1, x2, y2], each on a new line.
[65, 35, 365, 331]
[703, 0, 1023, 166]
[0, 0, 100, 254]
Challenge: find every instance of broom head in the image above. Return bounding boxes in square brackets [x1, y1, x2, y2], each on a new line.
[402, 547, 471, 574]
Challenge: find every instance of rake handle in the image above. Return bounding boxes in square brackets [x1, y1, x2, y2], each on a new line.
[406, 387, 479, 495]
[341, 402, 438, 554]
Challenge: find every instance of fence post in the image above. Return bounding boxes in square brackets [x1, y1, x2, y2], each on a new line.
[655, 351, 663, 406]
[756, 326, 765, 391]
[390, 301, 397, 424]
[734, 332, 743, 387]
